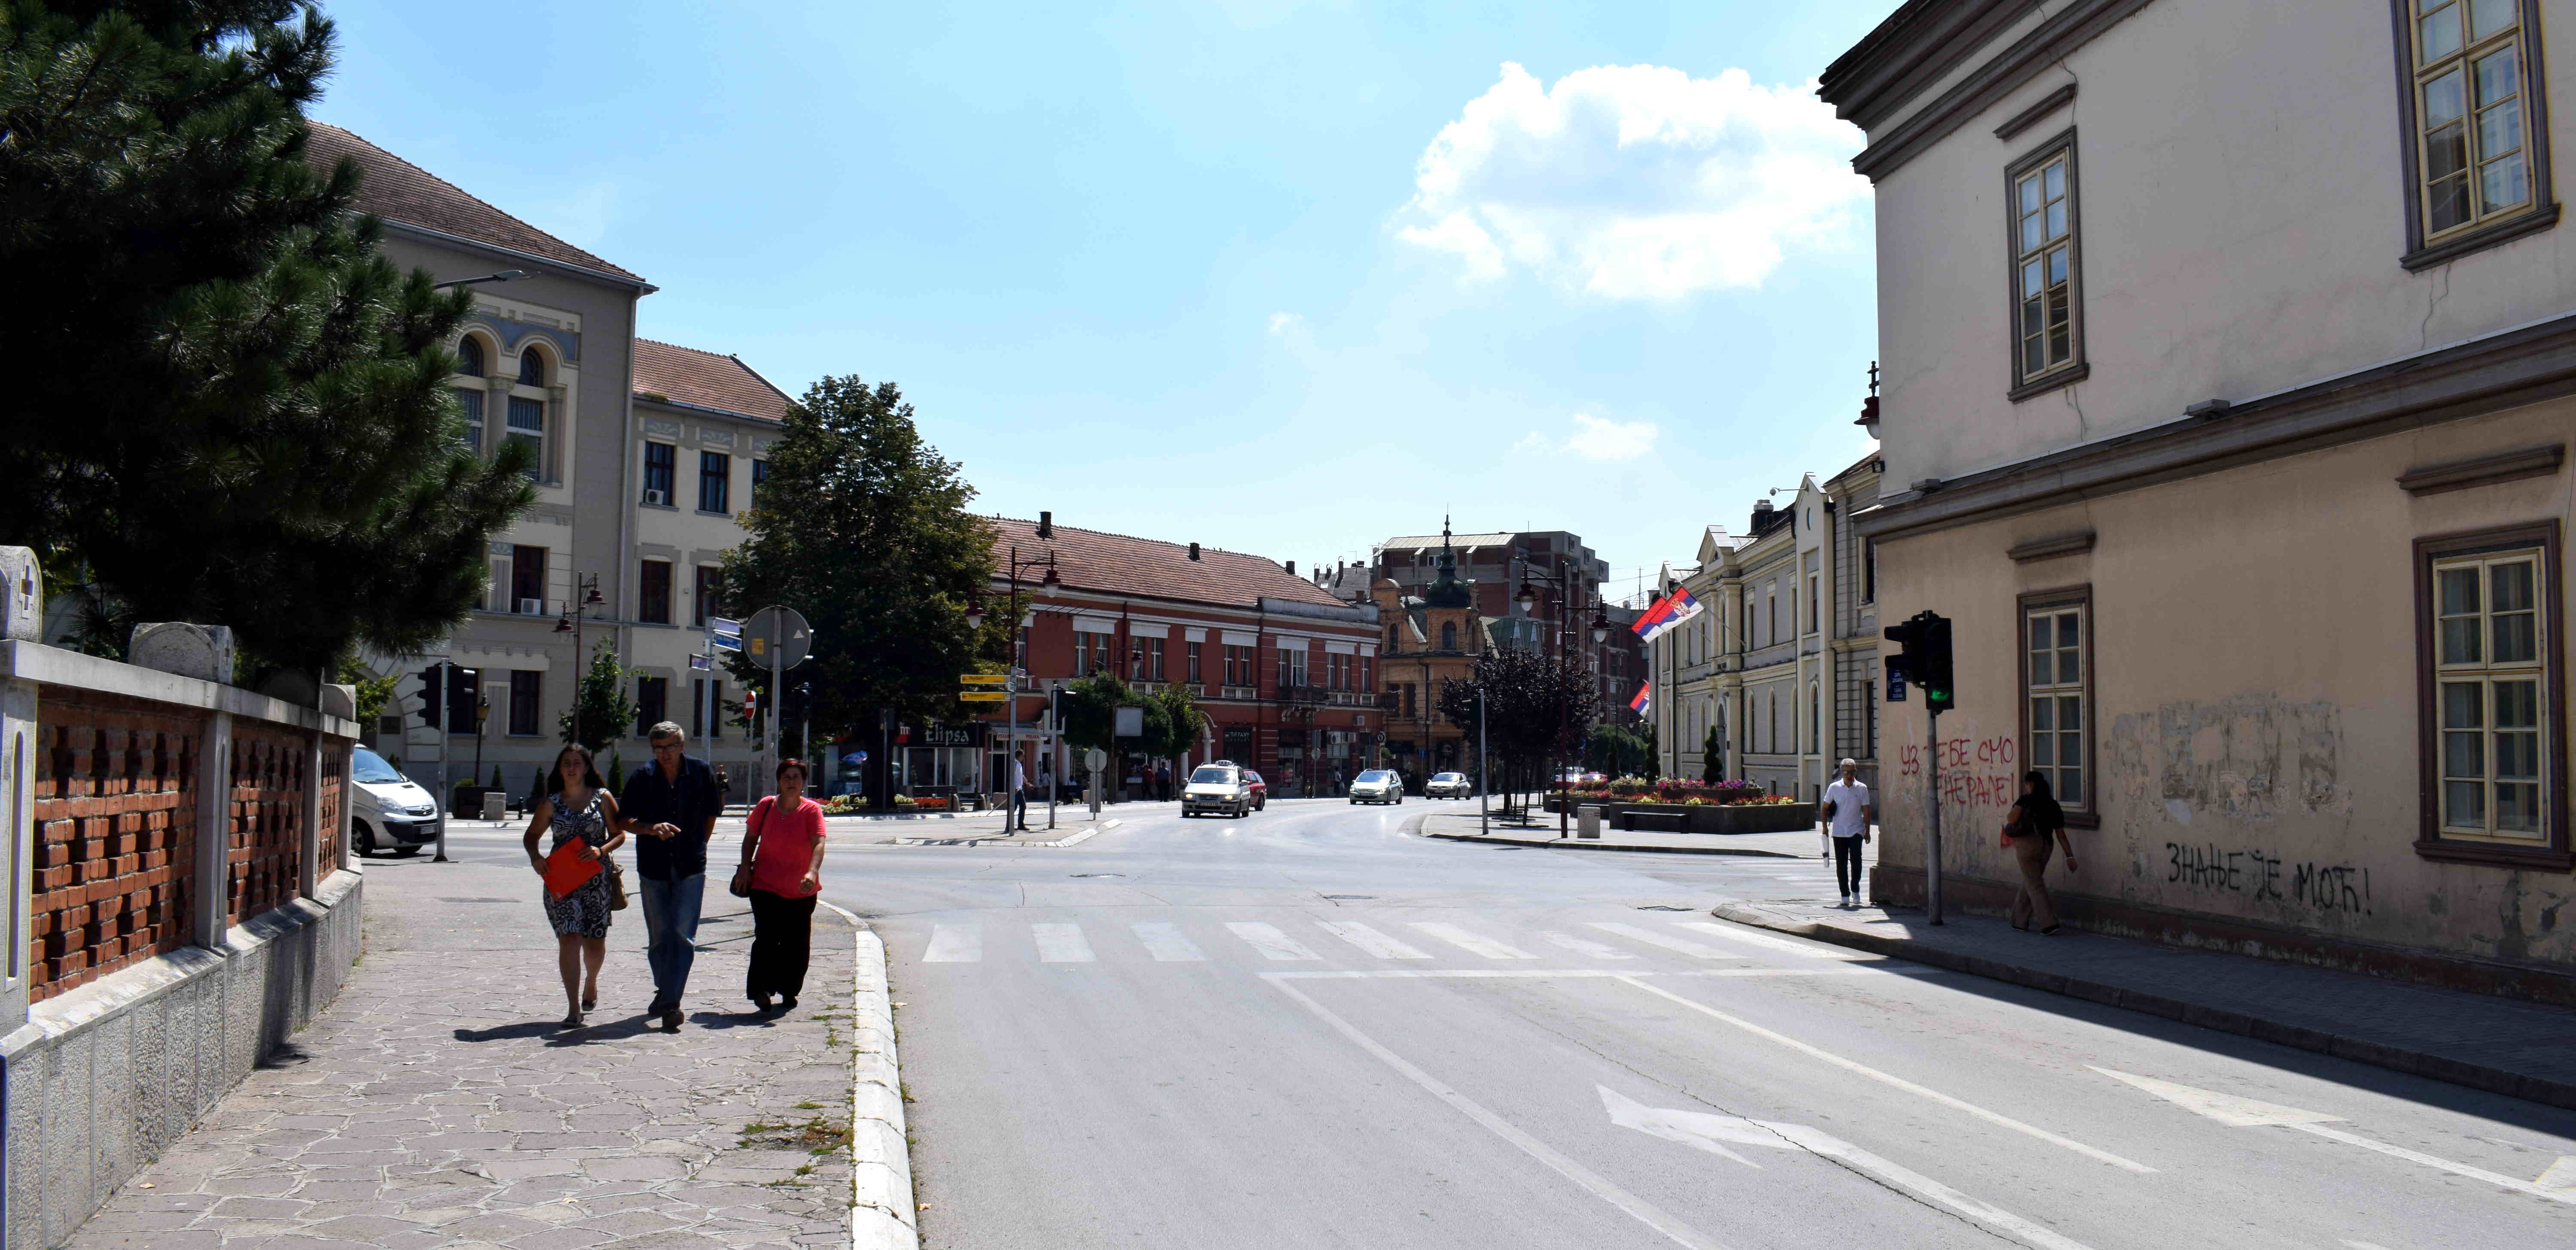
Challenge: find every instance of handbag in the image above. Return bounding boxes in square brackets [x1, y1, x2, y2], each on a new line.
[729, 863, 755, 898]
[732, 796, 772, 898]
[2001, 814, 2023, 848]
[607, 858, 630, 910]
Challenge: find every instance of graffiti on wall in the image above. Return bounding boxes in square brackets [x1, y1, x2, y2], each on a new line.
[1896, 735, 2021, 814]
[2163, 841, 2373, 916]
[2108, 696, 2342, 825]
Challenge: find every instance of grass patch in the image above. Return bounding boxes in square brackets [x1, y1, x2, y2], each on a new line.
[738, 1115, 852, 1156]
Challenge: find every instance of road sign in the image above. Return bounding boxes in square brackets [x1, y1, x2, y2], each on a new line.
[1084, 747, 1108, 771]
[710, 616, 742, 637]
[1113, 706, 1144, 737]
[743, 607, 813, 669]
[958, 692, 1007, 703]
[959, 674, 1007, 686]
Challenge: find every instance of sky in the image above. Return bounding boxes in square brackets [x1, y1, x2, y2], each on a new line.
[315, 0, 1896, 607]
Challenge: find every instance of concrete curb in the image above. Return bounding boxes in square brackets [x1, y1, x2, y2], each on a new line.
[1422, 831, 1807, 859]
[1707, 899, 2576, 1113]
[845, 927, 919, 1250]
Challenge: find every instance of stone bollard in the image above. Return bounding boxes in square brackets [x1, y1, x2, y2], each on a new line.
[129, 622, 237, 682]
[0, 546, 39, 642]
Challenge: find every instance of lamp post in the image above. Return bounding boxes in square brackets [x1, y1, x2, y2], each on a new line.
[967, 547, 1057, 828]
[1515, 567, 1612, 838]
[474, 695, 491, 823]
[553, 573, 608, 746]
[432, 270, 528, 290]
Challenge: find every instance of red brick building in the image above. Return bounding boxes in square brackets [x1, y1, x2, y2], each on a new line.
[954, 514, 1384, 798]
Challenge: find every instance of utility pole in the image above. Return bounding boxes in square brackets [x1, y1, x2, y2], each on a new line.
[1478, 685, 1488, 837]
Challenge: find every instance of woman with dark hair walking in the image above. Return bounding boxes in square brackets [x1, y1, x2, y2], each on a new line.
[2005, 771, 2077, 934]
[523, 743, 626, 1027]
[735, 758, 827, 1012]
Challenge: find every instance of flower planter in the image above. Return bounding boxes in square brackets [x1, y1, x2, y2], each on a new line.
[1542, 797, 1817, 834]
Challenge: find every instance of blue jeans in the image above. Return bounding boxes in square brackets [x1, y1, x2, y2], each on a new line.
[638, 872, 706, 1009]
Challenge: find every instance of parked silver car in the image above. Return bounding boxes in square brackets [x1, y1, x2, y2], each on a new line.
[1425, 771, 1472, 798]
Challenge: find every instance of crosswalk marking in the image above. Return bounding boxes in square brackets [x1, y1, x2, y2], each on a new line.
[1033, 923, 1095, 962]
[1584, 922, 1741, 960]
[924, 923, 982, 963]
[1675, 920, 1868, 960]
[1130, 921, 1206, 961]
[1410, 922, 1537, 960]
[1227, 922, 1321, 961]
[1536, 930, 1637, 960]
[1317, 921, 1431, 959]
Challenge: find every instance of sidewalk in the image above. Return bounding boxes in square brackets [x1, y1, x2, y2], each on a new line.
[1714, 895, 2576, 1112]
[1414, 810, 1822, 859]
[64, 853, 871, 1250]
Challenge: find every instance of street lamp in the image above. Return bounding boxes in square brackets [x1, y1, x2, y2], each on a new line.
[554, 573, 607, 746]
[432, 270, 528, 290]
[973, 546, 1058, 828]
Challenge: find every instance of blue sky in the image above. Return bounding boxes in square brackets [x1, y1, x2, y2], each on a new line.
[317, 0, 1895, 605]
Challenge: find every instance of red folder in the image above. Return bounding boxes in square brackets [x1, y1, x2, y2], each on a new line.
[545, 837, 603, 898]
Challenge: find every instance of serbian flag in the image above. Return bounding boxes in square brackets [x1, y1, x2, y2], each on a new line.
[1631, 586, 1705, 644]
[1629, 683, 1651, 716]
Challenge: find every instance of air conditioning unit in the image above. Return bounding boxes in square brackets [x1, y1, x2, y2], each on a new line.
[518, 598, 544, 616]
[643, 489, 668, 506]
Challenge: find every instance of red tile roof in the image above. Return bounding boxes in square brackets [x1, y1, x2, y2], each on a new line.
[633, 339, 792, 423]
[305, 122, 644, 282]
[987, 517, 1358, 613]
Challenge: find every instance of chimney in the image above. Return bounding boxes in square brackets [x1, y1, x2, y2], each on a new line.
[1285, 560, 1297, 576]
[1188, 542, 1200, 561]
[1037, 511, 1054, 537]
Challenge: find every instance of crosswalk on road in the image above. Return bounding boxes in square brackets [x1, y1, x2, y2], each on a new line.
[912, 915, 1863, 968]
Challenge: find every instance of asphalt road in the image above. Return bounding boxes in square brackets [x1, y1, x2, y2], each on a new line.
[425, 797, 2576, 1249]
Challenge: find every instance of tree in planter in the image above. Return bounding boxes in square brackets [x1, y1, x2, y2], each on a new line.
[3, 1, 535, 680]
[717, 375, 992, 805]
[1702, 724, 1724, 783]
[559, 642, 637, 753]
[1438, 646, 1596, 814]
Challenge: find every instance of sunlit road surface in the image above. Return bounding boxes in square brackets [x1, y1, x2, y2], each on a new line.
[440, 798, 2576, 1248]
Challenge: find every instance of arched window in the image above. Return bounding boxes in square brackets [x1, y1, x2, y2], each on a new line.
[1810, 680, 1821, 753]
[518, 347, 546, 386]
[1440, 621, 1457, 652]
[1768, 692, 1779, 754]
[457, 336, 486, 377]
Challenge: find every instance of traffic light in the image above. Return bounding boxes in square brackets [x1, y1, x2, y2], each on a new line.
[447, 666, 479, 732]
[1883, 611, 1955, 714]
[415, 665, 445, 728]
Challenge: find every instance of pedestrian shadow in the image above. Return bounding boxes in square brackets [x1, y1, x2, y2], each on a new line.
[686, 1007, 780, 1031]
[453, 1020, 565, 1044]
[546, 1013, 659, 1045]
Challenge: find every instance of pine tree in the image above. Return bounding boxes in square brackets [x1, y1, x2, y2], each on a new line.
[717, 376, 993, 739]
[0, 1, 534, 676]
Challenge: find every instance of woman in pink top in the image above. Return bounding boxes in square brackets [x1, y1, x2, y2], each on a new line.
[735, 758, 828, 1012]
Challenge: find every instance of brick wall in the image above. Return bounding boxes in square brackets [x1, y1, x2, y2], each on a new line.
[30, 692, 201, 1001]
[226, 723, 310, 928]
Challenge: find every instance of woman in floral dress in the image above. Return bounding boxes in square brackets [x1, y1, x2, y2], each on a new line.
[522, 743, 626, 1027]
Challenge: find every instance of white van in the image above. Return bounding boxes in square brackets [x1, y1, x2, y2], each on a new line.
[349, 746, 442, 856]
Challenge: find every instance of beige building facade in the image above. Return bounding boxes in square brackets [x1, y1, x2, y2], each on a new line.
[1825, 0, 2576, 991]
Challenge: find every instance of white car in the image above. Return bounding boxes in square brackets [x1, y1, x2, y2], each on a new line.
[349, 746, 441, 856]
[1182, 765, 1256, 818]
[1348, 768, 1404, 805]
[1425, 771, 1472, 798]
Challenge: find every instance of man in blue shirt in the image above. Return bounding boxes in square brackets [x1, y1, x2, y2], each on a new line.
[620, 722, 724, 1030]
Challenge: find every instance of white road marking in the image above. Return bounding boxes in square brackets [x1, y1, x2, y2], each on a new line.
[1227, 922, 1321, 961]
[2342, 1242, 2396, 1250]
[1267, 980, 1732, 1250]
[1316, 921, 1431, 959]
[1537, 931, 1637, 959]
[1129, 921, 1206, 962]
[1264, 968, 1921, 980]
[1032, 923, 1095, 963]
[922, 924, 981, 963]
[1409, 922, 1538, 959]
[1584, 922, 1744, 960]
[1620, 979, 2154, 1173]
[1674, 920, 1870, 960]
[1601, 1087, 2101, 1250]
[2093, 1068, 2576, 1206]
[2539, 1156, 2576, 1191]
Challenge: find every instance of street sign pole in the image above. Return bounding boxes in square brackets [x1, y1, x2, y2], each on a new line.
[434, 660, 452, 863]
[1005, 669, 1020, 831]
[1926, 705, 1944, 926]
[1478, 686, 1489, 837]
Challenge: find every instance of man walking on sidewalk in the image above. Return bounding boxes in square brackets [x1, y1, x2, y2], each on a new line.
[1008, 753, 1029, 831]
[1822, 758, 1875, 907]
[621, 723, 724, 1030]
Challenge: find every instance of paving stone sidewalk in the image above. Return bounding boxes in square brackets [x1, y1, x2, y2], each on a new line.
[65, 853, 862, 1250]
[1714, 894, 2576, 1112]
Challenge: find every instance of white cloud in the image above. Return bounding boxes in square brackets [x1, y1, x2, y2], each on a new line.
[1267, 311, 1305, 336]
[1399, 62, 1868, 300]
[1561, 413, 1659, 460]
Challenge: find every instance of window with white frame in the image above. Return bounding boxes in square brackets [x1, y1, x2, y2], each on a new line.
[2023, 594, 2089, 809]
[2408, 0, 2537, 240]
[2010, 138, 2081, 386]
[2433, 545, 2547, 840]
[453, 334, 488, 452]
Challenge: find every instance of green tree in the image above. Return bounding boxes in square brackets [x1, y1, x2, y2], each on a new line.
[1702, 724, 1724, 783]
[333, 655, 400, 726]
[717, 375, 992, 744]
[559, 642, 635, 752]
[2, 0, 535, 677]
[1438, 646, 1595, 801]
[1144, 681, 1204, 760]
